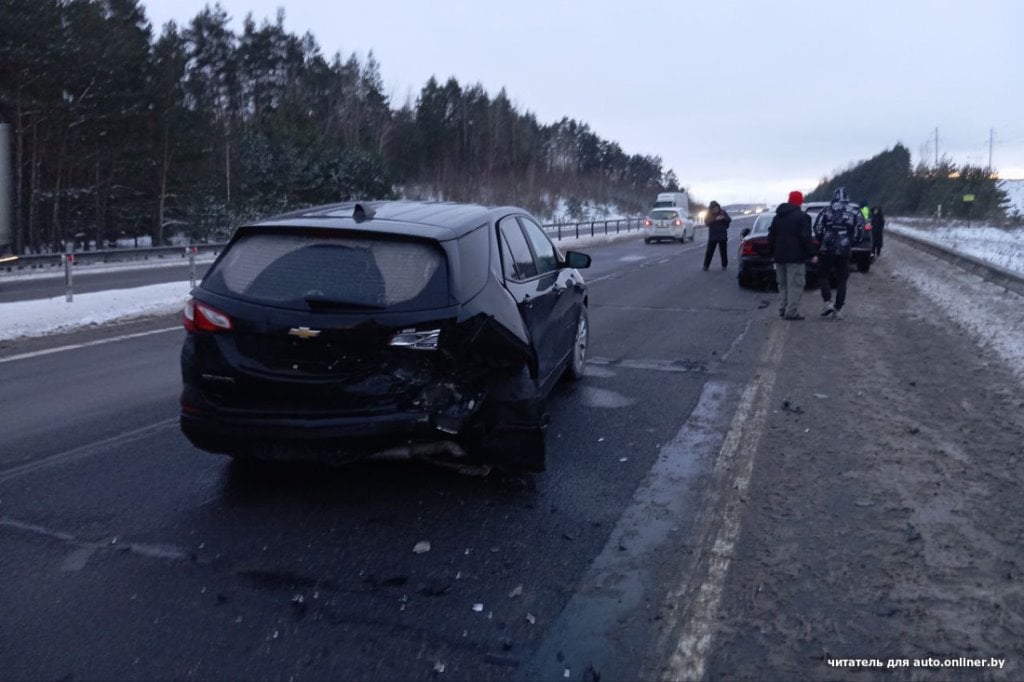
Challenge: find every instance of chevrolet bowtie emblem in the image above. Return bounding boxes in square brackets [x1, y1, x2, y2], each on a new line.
[288, 326, 322, 339]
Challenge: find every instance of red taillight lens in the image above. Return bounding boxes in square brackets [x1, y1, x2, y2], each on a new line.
[644, 219, 652, 227]
[741, 241, 757, 256]
[864, 222, 873, 231]
[183, 298, 232, 333]
[673, 219, 682, 226]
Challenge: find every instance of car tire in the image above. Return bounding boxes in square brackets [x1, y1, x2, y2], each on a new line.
[644, 238, 652, 244]
[856, 255, 871, 273]
[738, 271, 752, 289]
[566, 306, 589, 381]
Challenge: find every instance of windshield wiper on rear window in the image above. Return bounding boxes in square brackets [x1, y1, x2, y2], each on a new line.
[303, 294, 386, 310]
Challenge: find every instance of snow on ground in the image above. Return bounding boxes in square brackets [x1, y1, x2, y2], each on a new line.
[889, 239, 1024, 386]
[888, 220, 1024, 275]
[0, 281, 192, 342]
[0, 227, 648, 342]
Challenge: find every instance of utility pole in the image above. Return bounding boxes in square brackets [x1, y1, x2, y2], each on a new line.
[989, 128, 994, 171]
[0, 123, 11, 254]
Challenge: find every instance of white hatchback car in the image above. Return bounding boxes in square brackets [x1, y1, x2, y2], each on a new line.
[643, 208, 695, 244]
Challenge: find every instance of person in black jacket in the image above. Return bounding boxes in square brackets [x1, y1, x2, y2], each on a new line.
[813, 187, 865, 319]
[871, 206, 885, 257]
[703, 201, 731, 270]
[767, 190, 817, 320]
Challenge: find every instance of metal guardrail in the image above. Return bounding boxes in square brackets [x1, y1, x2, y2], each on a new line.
[0, 218, 646, 276]
[888, 228, 1024, 297]
[0, 243, 225, 274]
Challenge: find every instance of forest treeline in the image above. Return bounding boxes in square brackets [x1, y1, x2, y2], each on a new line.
[807, 144, 1010, 220]
[0, 0, 678, 252]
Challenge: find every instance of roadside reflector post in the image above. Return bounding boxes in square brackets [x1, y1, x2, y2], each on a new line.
[63, 252, 74, 302]
[590, 220, 595, 237]
[188, 245, 197, 288]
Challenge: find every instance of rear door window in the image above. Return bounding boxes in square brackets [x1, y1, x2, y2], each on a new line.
[518, 217, 559, 275]
[202, 231, 449, 311]
[498, 217, 538, 281]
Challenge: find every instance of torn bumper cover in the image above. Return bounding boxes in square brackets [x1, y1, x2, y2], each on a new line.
[180, 367, 547, 472]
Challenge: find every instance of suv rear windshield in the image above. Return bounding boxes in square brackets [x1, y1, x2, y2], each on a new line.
[202, 231, 449, 311]
[651, 210, 680, 220]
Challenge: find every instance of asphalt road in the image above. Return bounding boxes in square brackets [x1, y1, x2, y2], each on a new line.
[0, 218, 777, 680]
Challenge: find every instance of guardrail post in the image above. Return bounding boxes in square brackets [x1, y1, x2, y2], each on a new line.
[188, 246, 198, 288]
[557, 223, 562, 240]
[603, 220, 608, 235]
[575, 222, 579, 239]
[63, 252, 74, 302]
[590, 221, 594, 237]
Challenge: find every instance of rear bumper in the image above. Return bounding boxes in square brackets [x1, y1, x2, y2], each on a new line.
[179, 383, 546, 472]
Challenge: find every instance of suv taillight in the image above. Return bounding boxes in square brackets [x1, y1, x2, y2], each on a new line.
[673, 218, 682, 226]
[644, 219, 652, 227]
[183, 298, 233, 333]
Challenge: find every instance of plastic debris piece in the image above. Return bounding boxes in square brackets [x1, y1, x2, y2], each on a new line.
[813, 393, 828, 399]
[433, 661, 446, 674]
[526, 613, 536, 625]
[508, 585, 524, 598]
[473, 603, 484, 612]
[413, 541, 431, 554]
[564, 669, 571, 678]
[597, 437, 605, 442]
[619, 457, 628, 463]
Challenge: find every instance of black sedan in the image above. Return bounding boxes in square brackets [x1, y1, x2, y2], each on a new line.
[736, 213, 819, 289]
[180, 201, 591, 473]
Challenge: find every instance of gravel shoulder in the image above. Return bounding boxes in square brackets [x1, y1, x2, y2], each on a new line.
[704, 240, 1024, 680]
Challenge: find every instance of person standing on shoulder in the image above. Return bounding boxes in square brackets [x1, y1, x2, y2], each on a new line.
[813, 187, 865, 320]
[767, 190, 817, 320]
[703, 201, 731, 270]
[871, 206, 885, 258]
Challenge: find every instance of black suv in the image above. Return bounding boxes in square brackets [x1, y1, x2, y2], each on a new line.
[180, 201, 591, 473]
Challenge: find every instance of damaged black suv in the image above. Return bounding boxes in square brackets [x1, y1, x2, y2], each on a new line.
[180, 201, 591, 473]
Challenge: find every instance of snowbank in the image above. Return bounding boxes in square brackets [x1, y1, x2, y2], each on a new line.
[888, 221, 1024, 276]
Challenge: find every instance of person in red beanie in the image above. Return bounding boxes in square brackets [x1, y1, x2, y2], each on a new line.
[767, 190, 817, 319]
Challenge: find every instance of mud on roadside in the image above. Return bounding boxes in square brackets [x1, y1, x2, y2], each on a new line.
[705, 244, 1024, 680]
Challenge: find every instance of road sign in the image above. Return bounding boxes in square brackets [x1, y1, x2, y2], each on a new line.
[963, 194, 976, 202]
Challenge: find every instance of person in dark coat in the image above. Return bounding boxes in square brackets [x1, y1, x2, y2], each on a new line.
[703, 201, 731, 270]
[767, 190, 817, 320]
[871, 206, 885, 257]
[812, 186, 865, 320]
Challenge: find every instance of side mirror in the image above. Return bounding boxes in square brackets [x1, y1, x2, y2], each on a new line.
[740, 228, 751, 238]
[563, 251, 591, 269]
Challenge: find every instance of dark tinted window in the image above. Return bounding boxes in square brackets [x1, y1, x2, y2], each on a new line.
[519, 217, 559, 274]
[203, 232, 449, 311]
[498, 217, 537, 280]
[651, 210, 680, 221]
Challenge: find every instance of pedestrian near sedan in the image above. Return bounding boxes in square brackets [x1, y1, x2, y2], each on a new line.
[703, 201, 731, 270]
[871, 206, 885, 257]
[812, 187, 866, 320]
[767, 190, 817, 320]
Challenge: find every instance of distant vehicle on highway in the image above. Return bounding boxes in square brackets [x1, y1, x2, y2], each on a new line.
[805, 200, 873, 272]
[643, 208, 695, 243]
[653, 191, 690, 212]
[180, 200, 592, 474]
[736, 212, 819, 289]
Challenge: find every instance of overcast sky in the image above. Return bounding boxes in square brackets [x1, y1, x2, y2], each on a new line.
[143, 0, 1024, 205]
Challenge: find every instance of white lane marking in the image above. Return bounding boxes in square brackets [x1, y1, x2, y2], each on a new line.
[587, 243, 705, 284]
[0, 418, 179, 485]
[0, 326, 180, 364]
[663, 321, 786, 681]
[0, 517, 190, 571]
